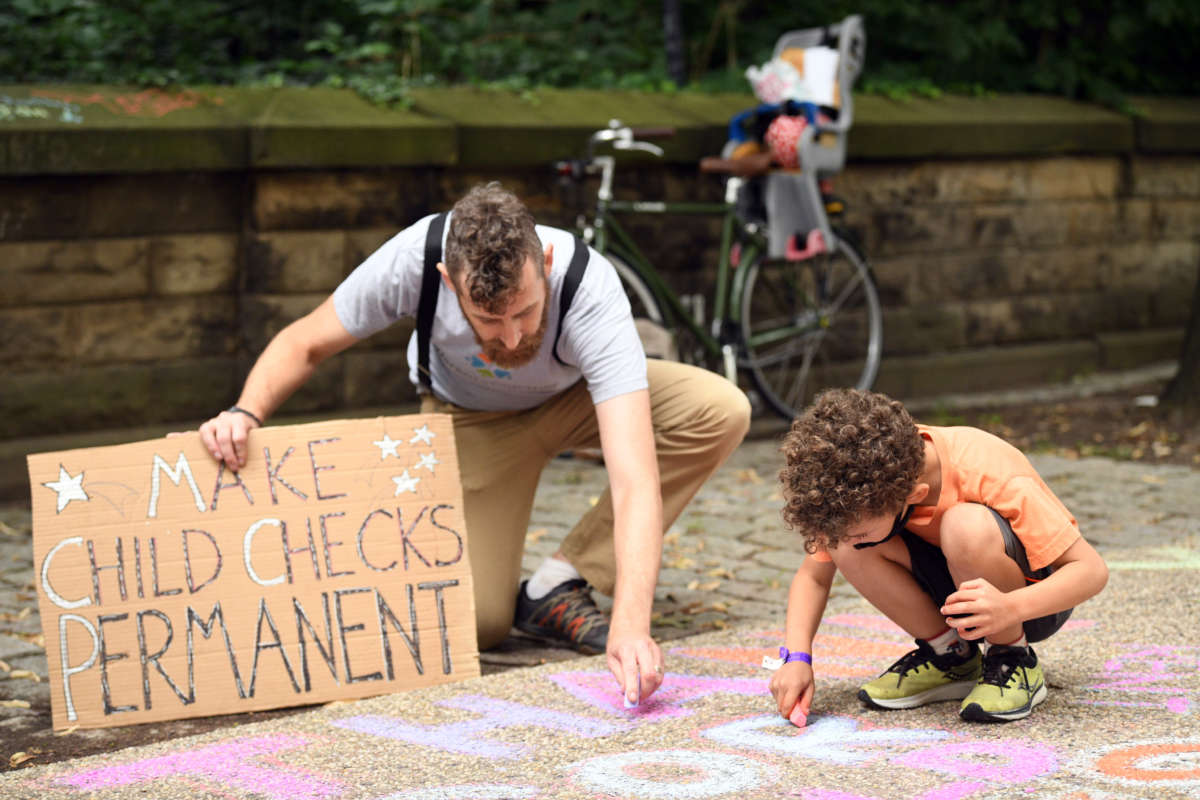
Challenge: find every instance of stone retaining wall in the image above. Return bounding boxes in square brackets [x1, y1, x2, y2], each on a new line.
[1, 86, 1197, 466]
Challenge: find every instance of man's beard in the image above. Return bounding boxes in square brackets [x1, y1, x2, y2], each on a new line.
[474, 297, 549, 369]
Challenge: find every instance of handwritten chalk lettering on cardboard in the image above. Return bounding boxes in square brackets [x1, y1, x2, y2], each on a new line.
[28, 414, 479, 730]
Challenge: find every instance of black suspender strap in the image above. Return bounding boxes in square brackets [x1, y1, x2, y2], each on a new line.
[416, 212, 449, 391]
[552, 236, 590, 366]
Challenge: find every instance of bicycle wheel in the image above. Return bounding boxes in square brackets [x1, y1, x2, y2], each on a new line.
[606, 252, 674, 360]
[739, 235, 882, 419]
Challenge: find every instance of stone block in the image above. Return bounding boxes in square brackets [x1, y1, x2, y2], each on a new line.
[345, 228, 400, 274]
[239, 294, 328, 353]
[75, 298, 238, 362]
[1154, 198, 1200, 240]
[1130, 157, 1200, 198]
[874, 340, 1101, 400]
[1097, 328, 1185, 370]
[1015, 245, 1106, 294]
[1, 358, 238, 438]
[272, 357, 345, 416]
[0, 237, 149, 307]
[252, 170, 432, 232]
[1009, 200, 1121, 249]
[84, 172, 242, 237]
[0, 306, 73, 366]
[150, 233, 239, 295]
[0, 175, 88, 241]
[1027, 158, 1120, 200]
[881, 304, 967, 355]
[908, 249, 1021, 301]
[864, 255, 913, 304]
[244, 231, 346, 294]
[1106, 240, 1200, 293]
[343, 350, 419, 408]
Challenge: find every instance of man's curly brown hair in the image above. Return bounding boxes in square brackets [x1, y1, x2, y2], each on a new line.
[779, 389, 924, 553]
[444, 182, 544, 314]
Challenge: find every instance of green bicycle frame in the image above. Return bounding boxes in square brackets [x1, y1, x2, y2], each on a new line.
[589, 195, 764, 358]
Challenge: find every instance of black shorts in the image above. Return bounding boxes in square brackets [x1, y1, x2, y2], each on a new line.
[902, 507, 1072, 643]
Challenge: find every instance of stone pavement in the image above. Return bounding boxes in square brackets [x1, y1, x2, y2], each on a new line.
[0, 424, 1198, 797]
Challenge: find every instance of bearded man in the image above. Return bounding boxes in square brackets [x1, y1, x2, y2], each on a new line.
[198, 182, 750, 704]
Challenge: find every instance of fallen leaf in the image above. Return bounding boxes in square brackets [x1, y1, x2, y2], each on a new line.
[686, 580, 699, 591]
[737, 469, 763, 484]
[9, 670, 40, 683]
[525, 528, 547, 544]
[0, 700, 31, 709]
[710, 601, 729, 612]
[1125, 421, 1151, 438]
[711, 619, 728, 630]
[705, 568, 734, 579]
[588, 496, 599, 507]
[17, 607, 31, 620]
[0, 660, 10, 673]
[1141, 474, 1165, 485]
[698, 580, 721, 591]
[0, 521, 17, 537]
[8, 752, 34, 768]
[54, 725, 79, 736]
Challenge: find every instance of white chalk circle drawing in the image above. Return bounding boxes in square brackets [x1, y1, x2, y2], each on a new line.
[380, 785, 538, 800]
[570, 749, 769, 799]
[1075, 738, 1200, 796]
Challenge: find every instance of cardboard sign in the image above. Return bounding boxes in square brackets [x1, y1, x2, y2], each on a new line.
[27, 414, 478, 730]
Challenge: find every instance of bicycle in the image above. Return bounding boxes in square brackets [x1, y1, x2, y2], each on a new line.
[554, 119, 882, 420]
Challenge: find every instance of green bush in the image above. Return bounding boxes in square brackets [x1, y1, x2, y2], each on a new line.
[1, 0, 1195, 106]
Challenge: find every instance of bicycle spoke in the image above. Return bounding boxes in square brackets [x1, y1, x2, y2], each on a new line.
[740, 238, 882, 420]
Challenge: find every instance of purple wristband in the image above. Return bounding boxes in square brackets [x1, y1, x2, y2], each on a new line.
[779, 646, 812, 665]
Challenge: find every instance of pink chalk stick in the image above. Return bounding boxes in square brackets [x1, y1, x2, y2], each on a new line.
[788, 704, 808, 728]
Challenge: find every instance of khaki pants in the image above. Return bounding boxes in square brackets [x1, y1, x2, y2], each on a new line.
[421, 359, 752, 648]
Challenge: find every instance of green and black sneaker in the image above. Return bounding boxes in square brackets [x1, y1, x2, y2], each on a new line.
[960, 644, 1047, 722]
[859, 640, 982, 709]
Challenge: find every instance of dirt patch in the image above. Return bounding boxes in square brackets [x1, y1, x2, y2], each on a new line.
[919, 383, 1200, 469]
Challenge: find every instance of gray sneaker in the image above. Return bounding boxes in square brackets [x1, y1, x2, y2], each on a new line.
[513, 579, 609, 655]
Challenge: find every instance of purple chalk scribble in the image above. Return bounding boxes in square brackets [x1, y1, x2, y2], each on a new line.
[55, 734, 341, 800]
[333, 695, 627, 759]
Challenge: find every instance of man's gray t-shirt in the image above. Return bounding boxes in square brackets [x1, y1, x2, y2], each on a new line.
[332, 214, 648, 411]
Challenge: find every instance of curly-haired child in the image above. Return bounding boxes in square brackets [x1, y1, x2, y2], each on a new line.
[769, 389, 1108, 723]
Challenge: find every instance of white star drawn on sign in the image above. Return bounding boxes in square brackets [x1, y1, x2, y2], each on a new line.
[42, 466, 89, 513]
[372, 433, 403, 460]
[415, 451, 440, 473]
[410, 424, 436, 446]
[392, 470, 420, 495]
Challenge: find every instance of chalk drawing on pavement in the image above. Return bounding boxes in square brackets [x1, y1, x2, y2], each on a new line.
[1075, 738, 1200, 795]
[47, 733, 343, 800]
[1074, 643, 1198, 715]
[569, 749, 771, 799]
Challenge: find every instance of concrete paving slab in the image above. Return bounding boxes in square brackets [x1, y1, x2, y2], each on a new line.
[1, 560, 1197, 799]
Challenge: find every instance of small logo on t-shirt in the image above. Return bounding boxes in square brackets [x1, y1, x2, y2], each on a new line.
[468, 353, 512, 380]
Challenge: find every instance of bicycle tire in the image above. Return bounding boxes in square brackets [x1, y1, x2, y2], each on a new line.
[739, 234, 882, 419]
[605, 252, 674, 360]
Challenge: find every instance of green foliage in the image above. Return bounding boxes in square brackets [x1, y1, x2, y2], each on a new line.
[0, 0, 1195, 105]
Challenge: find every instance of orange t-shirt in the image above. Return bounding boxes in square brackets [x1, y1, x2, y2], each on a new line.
[810, 425, 1080, 571]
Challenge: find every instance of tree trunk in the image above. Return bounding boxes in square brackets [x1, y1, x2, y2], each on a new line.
[1160, 264, 1200, 415]
[663, 0, 687, 87]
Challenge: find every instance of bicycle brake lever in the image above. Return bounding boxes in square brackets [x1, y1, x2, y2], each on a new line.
[614, 140, 664, 157]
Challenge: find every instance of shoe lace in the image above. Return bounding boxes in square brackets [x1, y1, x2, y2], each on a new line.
[980, 647, 1023, 687]
[534, 582, 606, 640]
[887, 644, 934, 676]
